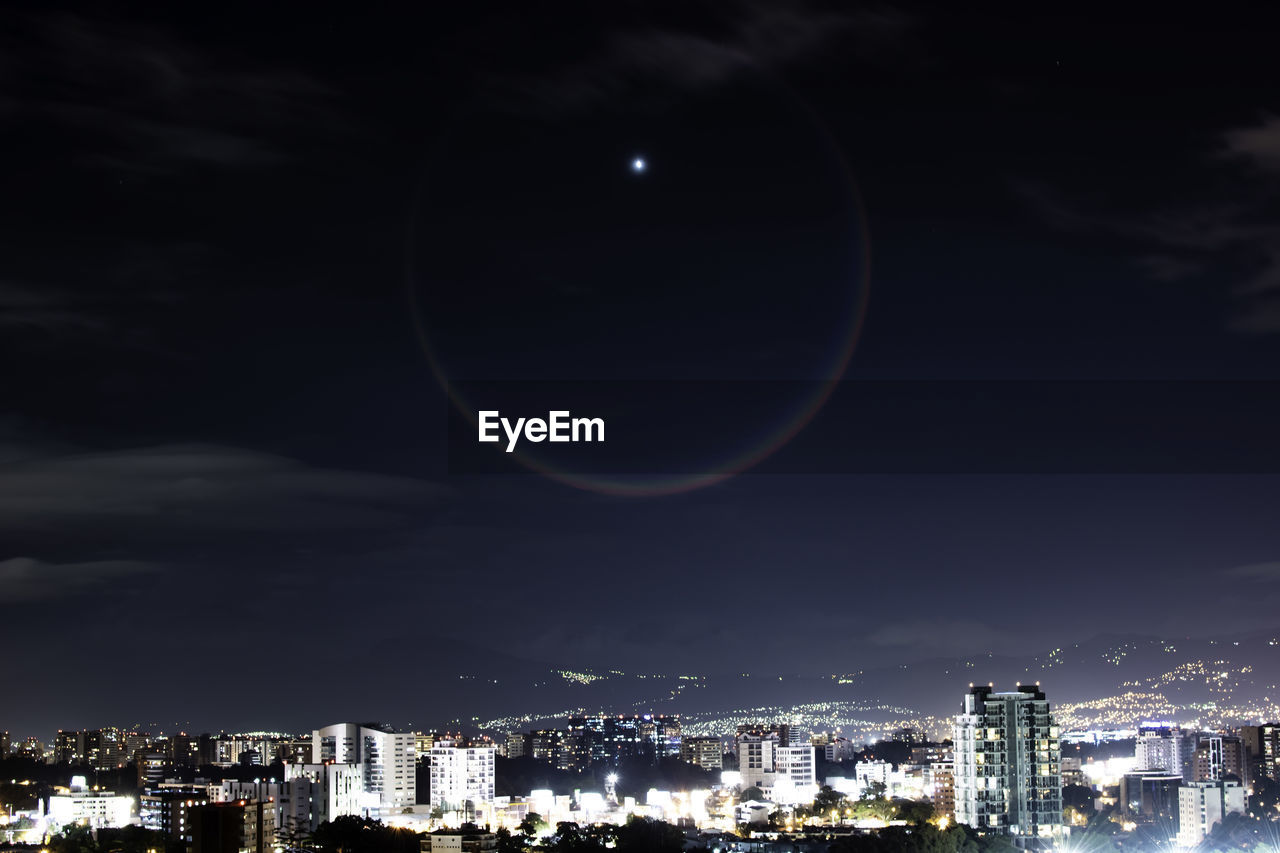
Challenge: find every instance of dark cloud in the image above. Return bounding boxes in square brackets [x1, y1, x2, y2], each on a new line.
[0, 270, 189, 343]
[1, 12, 339, 173]
[868, 620, 1017, 657]
[488, 2, 914, 114]
[0, 443, 450, 540]
[0, 280, 113, 333]
[1017, 114, 1280, 335]
[0, 556, 158, 602]
[1134, 254, 1203, 283]
[0, 250, 209, 358]
[1221, 114, 1280, 174]
[1226, 561, 1280, 582]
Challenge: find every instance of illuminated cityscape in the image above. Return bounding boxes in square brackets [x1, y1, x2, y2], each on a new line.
[6, 682, 1280, 852]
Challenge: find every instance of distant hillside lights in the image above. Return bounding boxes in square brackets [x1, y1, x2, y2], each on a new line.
[478, 410, 604, 452]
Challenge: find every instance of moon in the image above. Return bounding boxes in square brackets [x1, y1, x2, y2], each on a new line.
[631, 157, 646, 174]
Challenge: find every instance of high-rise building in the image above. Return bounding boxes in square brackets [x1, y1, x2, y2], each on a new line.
[1193, 735, 1249, 786]
[736, 723, 791, 751]
[15, 736, 44, 761]
[1176, 780, 1245, 848]
[0, 731, 9, 759]
[140, 783, 210, 842]
[1243, 723, 1280, 784]
[54, 730, 82, 764]
[774, 745, 816, 792]
[932, 761, 956, 821]
[530, 730, 562, 764]
[953, 684, 1063, 844]
[639, 714, 682, 758]
[736, 735, 816, 804]
[429, 746, 496, 816]
[125, 732, 153, 763]
[506, 732, 529, 759]
[136, 749, 169, 788]
[603, 717, 643, 764]
[1135, 723, 1184, 774]
[211, 780, 282, 805]
[567, 716, 607, 768]
[311, 723, 415, 813]
[283, 762, 368, 830]
[680, 736, 723, 771]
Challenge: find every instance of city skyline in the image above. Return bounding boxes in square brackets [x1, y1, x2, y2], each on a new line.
[7, 681, 1280, 853]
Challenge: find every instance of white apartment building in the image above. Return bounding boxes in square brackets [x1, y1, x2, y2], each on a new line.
[1135, 724, 1184, 774]
[1176, 780, 1245, 849]
[46, 778, 135, 830]
[283, 761, 369, 830]
[312, 723, 416, 813]
[736, 735, 817, 804]
[429, 746, 496, 815]
[209, 780, 282, 804]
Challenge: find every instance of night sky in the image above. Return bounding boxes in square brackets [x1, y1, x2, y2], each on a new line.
[5, 2, 1280, 734]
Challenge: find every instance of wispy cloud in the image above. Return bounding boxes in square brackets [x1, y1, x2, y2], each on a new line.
[1222, 113, 1280, 174]
[1225, 561, 1280, 582]
[487, 2, 915, 115]
[0, 443, 451, 537]
[1017, 114, 1280, 334]
[2, 12, 339, 174]
[0, 556, 158, 602]
[868, 619, 1015, 656]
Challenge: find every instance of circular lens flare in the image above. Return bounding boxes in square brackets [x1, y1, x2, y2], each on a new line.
[407, 79, 870, 497]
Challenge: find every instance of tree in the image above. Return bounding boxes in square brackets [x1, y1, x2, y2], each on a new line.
[614, 816, 684, 853]
[276, 821, 316, 853]
[49, 822, 97, 853]
[96, 825, 172, 853]
[893, 798, 934, 824]
[496, 827, 531, 853]
[550, 821, 606, 853]
[312, 816, 419, 853]
[862, 781, 888, 801]
[740, 785, 765, 802]
[520, 812, 547, 836]
[829, 822, 981, 853]
[1062, 784, 1096, 812]
[813, 784, 848, 816]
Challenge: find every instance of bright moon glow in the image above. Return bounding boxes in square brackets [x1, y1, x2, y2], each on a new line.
[631, 157, 646, 173]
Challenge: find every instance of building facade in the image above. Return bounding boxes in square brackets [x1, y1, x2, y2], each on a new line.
[1176, 780, 1245, 848]
[312, 723, 416, 813]
[680, 736, 724, 771]
[953, 685, 1063, 844]
[429, 746, 496, 816]
[1135, 723, 1184, 774]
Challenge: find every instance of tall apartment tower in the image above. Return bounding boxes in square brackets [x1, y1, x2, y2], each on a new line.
[429, 745, 496, 817]
[1193, 735, 1249, 786]
[311, 723, 415, 813]
[954, 684, 1064, 845]
[1243, 723, 1280, 783]
[1135, 723, 1184, 773]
